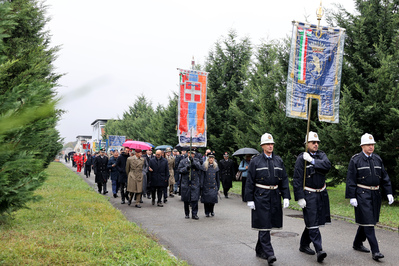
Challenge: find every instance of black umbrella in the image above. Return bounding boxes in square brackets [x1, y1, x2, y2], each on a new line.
[232, 148, 260, 156]
[68, 151, 76, 156]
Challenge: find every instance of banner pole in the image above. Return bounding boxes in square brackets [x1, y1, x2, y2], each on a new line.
[303, 98, 312, 189]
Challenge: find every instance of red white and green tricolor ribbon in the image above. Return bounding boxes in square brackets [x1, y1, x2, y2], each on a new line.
[297, 27, 312, 83]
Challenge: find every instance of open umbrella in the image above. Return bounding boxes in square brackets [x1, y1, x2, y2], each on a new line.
[232, 147, 260, 156]
[122, 140, 152, 150]
[145, 142, 154, 148]
[155, 145, 173, 151]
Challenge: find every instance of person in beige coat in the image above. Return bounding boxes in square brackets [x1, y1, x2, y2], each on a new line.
[165, 148, 176, 200]
[126, 149, 146, 208]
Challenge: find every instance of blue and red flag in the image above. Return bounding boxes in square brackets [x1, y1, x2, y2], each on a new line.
[178, 69, 208, 147]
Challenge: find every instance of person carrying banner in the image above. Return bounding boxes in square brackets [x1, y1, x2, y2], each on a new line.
[346, 133, 394, 261]
[293, 131, 331, 263]
[245, 133, 290, 265]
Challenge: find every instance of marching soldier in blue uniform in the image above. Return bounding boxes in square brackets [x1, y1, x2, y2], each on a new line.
[293, 131, 331, 263]
[245, 133, 290, 265]
[346, 133, 394, 261]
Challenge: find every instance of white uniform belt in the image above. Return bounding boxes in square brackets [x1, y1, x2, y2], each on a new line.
[304, 184, 326, 192]
[357, 184, 380, 190]
[256, 184, 278, 190]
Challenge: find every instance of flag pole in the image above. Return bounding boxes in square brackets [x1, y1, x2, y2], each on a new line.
[303, 2, 324, 189]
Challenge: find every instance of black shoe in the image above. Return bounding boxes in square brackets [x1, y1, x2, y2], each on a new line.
[157, 202, 163, 207]
[169, 194, 174, 197]
[192, 215, 199, 220]
[225, 195, 229, 198]
[205, 213, 210, 217]
[147, 195, 151, 199]
[372, 252, 384, 261]
[317, 251, 327, 263]
[128, 199, 132, 206]
[113, 194, 117, 198]
[256, 253, 268, 260]
[152, 199, 155, 205]
[353, 245, 370, 253]
[140, 200, 143, 203]
[164, 199, 167, 203]
[300, 246, 316, 255]
[211, 212, 215, 216]
[121, 201, 125, 204]
[185, 215, 190, 219]
[135, 204, 141, 208]
[267, 255, 276, 265]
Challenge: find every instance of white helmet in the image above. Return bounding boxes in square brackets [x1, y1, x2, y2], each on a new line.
[305, 131, 320, 143]
[360, 133, 376, 146]
[260, 133, 275, 145]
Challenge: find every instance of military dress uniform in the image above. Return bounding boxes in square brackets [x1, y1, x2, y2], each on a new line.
[93, 154, 109, 194]
[293, 150, 331, 256]
[245, 153, 290, 261]
[346, 152, 393, 254]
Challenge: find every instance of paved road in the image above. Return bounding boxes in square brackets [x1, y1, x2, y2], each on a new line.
[63, 161, 398, 265]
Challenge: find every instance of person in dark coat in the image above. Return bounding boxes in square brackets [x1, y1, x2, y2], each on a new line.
[116, 147, 130, 204]
[173, 149, 181, 194]
[143, 150, 155, 199]
[200, 152, 220, 217]
[245, 133, 290, 265]
[293, 131, 331, 263]
[84, 151, 93, 178]
[219, 152, 235, 198]
[93, 149, 109, 194]
[108, 150, 120, 198]
[148, 150, 169, 207]
[179, 151, 203, 219]
[346, 133, 394, 262]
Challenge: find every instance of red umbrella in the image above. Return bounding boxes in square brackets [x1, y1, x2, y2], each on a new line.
[122, 140, 152, 150]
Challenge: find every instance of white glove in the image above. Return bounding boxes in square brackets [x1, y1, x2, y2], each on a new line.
[298, 198, 306, 208]
[387, 194, 394, 205]
[303, 152, 313, 163]
[283, 198, 290, 208]
[247, 201, 255, 210]
[350, 198, 358, 207]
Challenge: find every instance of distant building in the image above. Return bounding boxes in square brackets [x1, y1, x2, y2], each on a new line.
[74, 135, 92, 153]
[91, 119, 109, 151]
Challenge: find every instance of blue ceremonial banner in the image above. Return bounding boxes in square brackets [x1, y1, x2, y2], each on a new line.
[108, 135, 126, 147]
[286, 21, 345, 123]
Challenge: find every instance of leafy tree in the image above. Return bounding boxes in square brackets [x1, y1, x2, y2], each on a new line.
[205, 30, 252, 157]
[320, 0, 399, 193]
[0, 0, 63, 218]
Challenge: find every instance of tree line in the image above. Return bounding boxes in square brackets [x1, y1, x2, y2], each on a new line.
[105, 1, 399, 195]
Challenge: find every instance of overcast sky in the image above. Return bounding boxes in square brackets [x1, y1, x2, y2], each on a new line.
[46, 0, 355, 143]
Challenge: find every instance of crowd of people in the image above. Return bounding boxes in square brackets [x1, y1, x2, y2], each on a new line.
[65, 131, 395, 265]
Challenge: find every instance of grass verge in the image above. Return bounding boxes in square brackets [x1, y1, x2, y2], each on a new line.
[229, 180, 398, 229]
[0, 162, 187, 265]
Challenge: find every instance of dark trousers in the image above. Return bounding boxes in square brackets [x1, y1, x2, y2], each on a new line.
[119, 182, 127, 201]
[300, 227, 322, 252]
[241, 176, 247, 202]
[256, 231, 274, 258]
[184, 201, 198, 216]
[97, 181, 107, 194]
[163, 187, 168, 199]
[204, 203, 215, 214]
[151, 187, 164, 203]
[354, 226, 379, 253]
[84, 165, 91, 177]
[111, 179, 119, 194]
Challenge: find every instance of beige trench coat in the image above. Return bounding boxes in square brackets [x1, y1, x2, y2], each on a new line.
[166, 155, 175, 185]
[126, 156, 145, 193]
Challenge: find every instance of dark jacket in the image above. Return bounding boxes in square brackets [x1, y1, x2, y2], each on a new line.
[245, 153, 290, 230]
[107, 156, 119, 181]
[148, 157, 169, 187]
[179, 157, 203, 202]
[93, 156, 109, 183]
[200, 163, 220, 204]
[116, 152, 129, 183]
[85, 154, 93, 166]
[346, 152, 393, 225]
[219, 158, 235, 190]
[293, 150, 331, 227]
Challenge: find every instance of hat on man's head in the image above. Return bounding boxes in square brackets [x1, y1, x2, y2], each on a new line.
[135, 149, 142, 153]
[208, 152, 215, 158]
[189, 150, 196, 154]
[223, 152, 229, 157]
[99, 148, 105, 152]
[173, 149, 178, 152]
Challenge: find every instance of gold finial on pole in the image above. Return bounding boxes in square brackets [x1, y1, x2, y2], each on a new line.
[316, 1, 324, 29]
